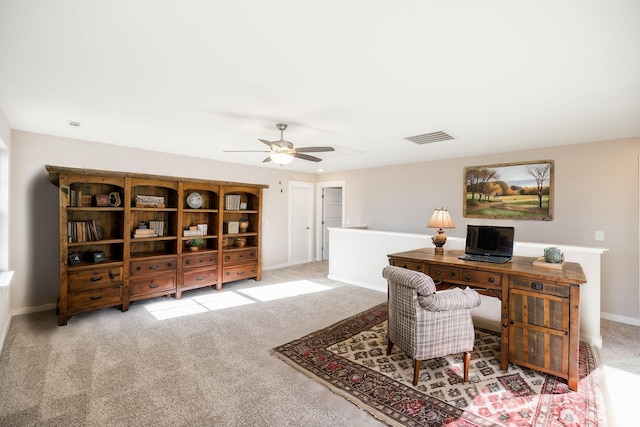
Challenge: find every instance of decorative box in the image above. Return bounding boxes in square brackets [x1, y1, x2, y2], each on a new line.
[136, 195, 165, 208]
[224, 221, 240, 234]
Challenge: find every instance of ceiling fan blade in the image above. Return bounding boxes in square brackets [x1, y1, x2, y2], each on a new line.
[259, 139, 274, 147]
[293, 152, 323, 162]
[262, 156, 272, 163]
[223, 150, 270, 153]
[294, 146, 335, 153]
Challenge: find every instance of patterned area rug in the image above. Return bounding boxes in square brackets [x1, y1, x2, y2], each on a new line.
[271, 303, 606, 427]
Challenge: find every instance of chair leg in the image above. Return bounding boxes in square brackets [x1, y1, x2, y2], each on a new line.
[413, 359, 421, 386]
[463, 351, 471, 382]
[386, 340, 394, 356]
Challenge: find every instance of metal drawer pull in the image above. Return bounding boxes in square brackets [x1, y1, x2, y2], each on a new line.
[237, 271, 244, 275]
[449, 272, 456, 277]
[210, 257, 216, 262]
[149, 265, 159, 270]
[531, 282, 543, 291]
[238, 255, 244, 259]
[185, 260, 190, 265]
[90, 295, 102, 301]
[465, 274, 472, 280]
[225, 256, 230, 261]
[488, 277, 494, 283]
[149, 283, 159, 288]
[435, 270, 441, 275]
[403, 264, 408, 268]
[196, 276, 205, 281]
[90, 276, 103, 282]
[198, 259, 203, 264]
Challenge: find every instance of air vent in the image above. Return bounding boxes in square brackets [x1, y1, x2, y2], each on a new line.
[405, 131, 454, 145]
[68, 121, 81, 127]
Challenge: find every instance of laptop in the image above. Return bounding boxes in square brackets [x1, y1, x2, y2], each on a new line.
[458, 225, 515, 264]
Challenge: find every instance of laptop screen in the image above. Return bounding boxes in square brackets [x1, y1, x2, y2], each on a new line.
[465, 225, 515, 258]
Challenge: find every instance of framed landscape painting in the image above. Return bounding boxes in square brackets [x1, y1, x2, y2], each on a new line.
[463, 160, 554, 220]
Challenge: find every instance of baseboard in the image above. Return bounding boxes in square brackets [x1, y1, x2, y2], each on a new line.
[0, 314, 10, 356]
[11, 302, 57, 316]
[327, 274, 386, 293]
[601, 311, 640, 326]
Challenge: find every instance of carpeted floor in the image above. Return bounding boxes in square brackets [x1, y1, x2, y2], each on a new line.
[272, 302, 606, 427]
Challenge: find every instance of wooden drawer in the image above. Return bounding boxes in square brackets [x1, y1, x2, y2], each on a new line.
[222, 263, 258, 283]
[428, 265, 460, 282]
[461, 269, 502, 289]
[130, 273, 176, 296]
[509, 276, 570, 298]
[182, 267, 217, 287]
[130, 257, 177, 276]
[223, 249, 257, 264]
[69, 285, 122, 311]
[69, 266, 123, 291]
[389, 259, 423, 272]
[182, 252, 217, 269]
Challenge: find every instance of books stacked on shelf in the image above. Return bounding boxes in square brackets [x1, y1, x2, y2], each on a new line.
[225, 194, 242, 210]
[148, 220, 165, 237]
[183, 226, 204, 237]
[68, 220, 103, 242]
[133, 228, 158, 238]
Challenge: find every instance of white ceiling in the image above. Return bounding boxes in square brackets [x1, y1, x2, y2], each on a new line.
[1, 1, 639, 174]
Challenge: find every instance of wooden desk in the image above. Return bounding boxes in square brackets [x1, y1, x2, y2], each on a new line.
[387, 248, 587, 391]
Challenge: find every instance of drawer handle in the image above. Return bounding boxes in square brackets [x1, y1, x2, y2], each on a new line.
[238, 255, 244, 259]
[210, 257, 216, 263]
[237, 271, 245, 275]
[185, 260, 191, 265]
[403, 264, 408, 269]
[449, 272, 456, 278]
[465, 274, 472, 280]
[149, 283, 159, 289]
[488, 277, 494, 283]
[225, 271, 230, 276]
[435, 270, 441, 276]
[90, 276, 103, 282]
[149, 265, 159, 270]
[196, 276, 205, 281]
[167, 262, 173, 267]
[198, 259, 203, 264]
[531, 282, 544, 291]
[225, 256, 230, 261]
[109, 271, 118, 279]
[90, 295, 102, 301]
[136, 266, 141, 271]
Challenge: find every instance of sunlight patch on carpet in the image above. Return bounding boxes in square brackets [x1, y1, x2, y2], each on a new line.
[236, 280, 331, 301]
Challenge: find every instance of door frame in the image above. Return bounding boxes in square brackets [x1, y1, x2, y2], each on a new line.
[315, 180, 345, 261]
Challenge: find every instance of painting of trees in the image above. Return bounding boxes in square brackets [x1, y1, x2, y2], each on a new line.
[463, 160, 553, 220]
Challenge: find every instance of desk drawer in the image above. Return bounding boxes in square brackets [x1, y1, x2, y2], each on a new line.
[222, 263, 258, 283]
[461, 269, 502, 289]
[130, 273, 176, 296]
[69, 266, 123, 291]
[183, 267, 217, 287]
[223, 249, 257, 264]
[389, 259, 423, 272]
[130, 257, 177, 276]
[182, 252, 217, 269]
[69, 285, 122, 310]
[428, 266, 460, 282]
[509, 276, 569, 298]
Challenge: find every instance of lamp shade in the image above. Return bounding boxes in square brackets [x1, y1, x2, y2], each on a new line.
[427, 207, 455, 229]
[270, 153, 294, 165]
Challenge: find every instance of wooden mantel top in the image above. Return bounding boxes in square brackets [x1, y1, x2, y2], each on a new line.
[388, 248, 587, 285]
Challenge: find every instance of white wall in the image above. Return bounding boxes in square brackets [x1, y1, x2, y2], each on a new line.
[9, 130, 316, 313]
[0, 107, 12, 352]
[322, 138, 640, 325]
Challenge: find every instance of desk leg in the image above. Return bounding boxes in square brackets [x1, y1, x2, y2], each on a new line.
[501, 285, 510, 370]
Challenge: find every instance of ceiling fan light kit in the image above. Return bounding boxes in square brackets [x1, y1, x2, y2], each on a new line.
[224, 123, 335, 165]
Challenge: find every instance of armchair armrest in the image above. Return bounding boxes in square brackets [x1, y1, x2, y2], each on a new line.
[418, 287, 481, 312]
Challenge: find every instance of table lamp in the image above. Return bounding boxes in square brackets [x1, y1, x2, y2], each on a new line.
[427, 207, 455, 253]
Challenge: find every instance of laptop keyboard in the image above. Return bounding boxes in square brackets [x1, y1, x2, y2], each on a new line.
[458, 254, 511, 264]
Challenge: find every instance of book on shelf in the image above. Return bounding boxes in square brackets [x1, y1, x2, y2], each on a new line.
[183, 229, 204, 237]
[148, 220, 165, 237]
[224, 194, 242, 210]
[68, 220, 102, 242]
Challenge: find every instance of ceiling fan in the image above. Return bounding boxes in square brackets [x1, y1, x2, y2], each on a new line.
[225, 123, 335, 165]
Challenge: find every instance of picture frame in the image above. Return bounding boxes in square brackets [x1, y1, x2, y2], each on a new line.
[463, 159, 554, 220]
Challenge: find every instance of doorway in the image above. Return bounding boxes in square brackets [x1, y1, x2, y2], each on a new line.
[316, 181, 345, 261]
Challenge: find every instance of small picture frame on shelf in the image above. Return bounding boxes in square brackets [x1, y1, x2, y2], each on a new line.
[239, 202, 247, 210]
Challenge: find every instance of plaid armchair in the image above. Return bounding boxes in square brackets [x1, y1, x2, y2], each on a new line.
[382, 265, 481, 386]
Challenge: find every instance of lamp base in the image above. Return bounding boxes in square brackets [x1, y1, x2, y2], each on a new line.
[431, 229, 447, 253]
[434, 246, 444, 254]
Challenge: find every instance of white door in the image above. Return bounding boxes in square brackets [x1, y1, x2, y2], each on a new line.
[322, 187, 343, 261]
[289, 181, 314, 264]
